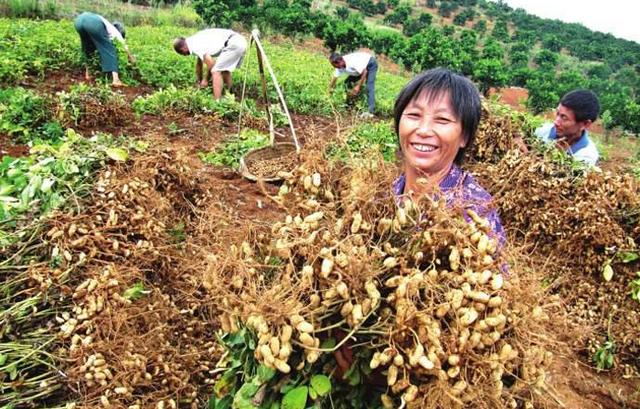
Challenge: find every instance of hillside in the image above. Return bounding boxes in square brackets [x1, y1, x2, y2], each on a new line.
[322, 0, 640, 134]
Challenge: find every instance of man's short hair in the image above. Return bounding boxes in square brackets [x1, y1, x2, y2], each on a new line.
[173, 37, 187, 54]
[112, 21, 125, 39]
[329, 52, 343, 64]
[560, 89, 600, 122]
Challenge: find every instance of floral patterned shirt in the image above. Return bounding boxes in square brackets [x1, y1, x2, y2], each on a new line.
[392, 165, 506, 246]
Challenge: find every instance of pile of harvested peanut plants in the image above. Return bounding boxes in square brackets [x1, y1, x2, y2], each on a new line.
[40, 153, 222, 408]
[470, 148, 640, 374]
[206, 149, 553, 408]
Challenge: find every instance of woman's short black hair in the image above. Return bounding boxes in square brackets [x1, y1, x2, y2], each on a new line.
[393, 68, 481, 164]
[559, 89, 600, 122]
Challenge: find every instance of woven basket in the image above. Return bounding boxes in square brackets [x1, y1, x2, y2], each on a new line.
[239, 142, 298, 182]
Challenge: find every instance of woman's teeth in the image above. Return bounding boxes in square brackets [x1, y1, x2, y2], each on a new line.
[412, 143, 436, 152]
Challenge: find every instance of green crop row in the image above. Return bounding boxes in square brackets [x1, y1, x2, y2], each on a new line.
[1, 19, 409, 117]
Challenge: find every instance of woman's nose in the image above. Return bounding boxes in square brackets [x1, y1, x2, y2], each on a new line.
[416, 118, 434, 137]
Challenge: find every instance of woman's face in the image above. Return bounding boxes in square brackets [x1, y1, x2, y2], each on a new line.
[398, 91, 465, 180]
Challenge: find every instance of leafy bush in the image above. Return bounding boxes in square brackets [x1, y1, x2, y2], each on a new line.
[0, 129, 129, 228]
[328, 120, 397, 162]
[133, 88, 266, 125]
[0, 19, 80, 83]
[0, 0, 57, 19]
[383, 2, 410, 25]
[198, 128, 269, 168]
[132, 85, 218, 115]
[0, 87, 58, 142]
[322, 14, 369, 52]
[56, 84, 128, 126]
[192, 0, 258, 27]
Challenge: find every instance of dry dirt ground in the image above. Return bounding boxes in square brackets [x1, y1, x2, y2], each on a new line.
[6, 70, 639, 408]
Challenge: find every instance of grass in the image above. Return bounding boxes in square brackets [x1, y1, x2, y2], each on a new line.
[590, 130, 640, 165]
[0, 0, 203, 27]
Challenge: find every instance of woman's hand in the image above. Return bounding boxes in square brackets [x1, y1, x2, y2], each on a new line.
[127, 53, 137, 64]
[333, 344, 354, 380]
[513, 136, 528, 154]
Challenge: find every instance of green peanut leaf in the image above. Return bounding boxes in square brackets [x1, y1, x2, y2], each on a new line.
[309, 375, 331, 397]
[281, 386, 308, 409]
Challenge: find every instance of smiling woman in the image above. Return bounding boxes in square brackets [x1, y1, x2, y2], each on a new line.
[392, 68, 506, 244]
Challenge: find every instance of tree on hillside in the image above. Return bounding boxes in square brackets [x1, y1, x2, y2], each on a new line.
[437, 1, 458, 18]
[614, 67, 640, 97]
[542, 34, 562, 52]
[511, 29, 537, 47]
[426, 0, 436, 7]
[510, 66, 534, 87]
[473, 19, 487, 34]
[453, 9, 475, 26]
[192, 0, 257, 26]
[587, 64, 613, 82]
[509, 50, 529, 68]
[346, 0, 380, 16]
[491, 18, 509, 42]
[473, 58, 509, 96]
[482, 39, 505, 60]
[336, 5, 350, 19]
[322, 14, 368, 51]
[482, 0, 511, 19]
[369, 28, 406, 57]
[556, 70, 587, 95]
[403, 12, 433, 37]
[383, 2, 411, 25]
[402, 27, 461, 71]
[624, 102, 640, 134]
[525, 71, 559, 114]
[510, 41, 531, 55]
[442, 25, 455, 37]
[458, 29, 479, 76]
[534, 49, 559, 69]
[261, 0, 318, 38]
[596, 82, 638, 131]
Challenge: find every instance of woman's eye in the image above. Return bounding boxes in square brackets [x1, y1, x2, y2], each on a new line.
[405, 112, 421, 119]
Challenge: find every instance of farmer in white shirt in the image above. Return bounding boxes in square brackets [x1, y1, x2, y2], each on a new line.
[328, 51, 378, 117]
[173, 29, 248, 100]
[74, 12, 136, 87]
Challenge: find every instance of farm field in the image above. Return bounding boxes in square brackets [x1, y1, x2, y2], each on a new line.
[1, 15, 640, 409]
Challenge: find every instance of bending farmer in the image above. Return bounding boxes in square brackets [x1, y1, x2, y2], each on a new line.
[173, 29, 248, 100]
[328, 51, 378, 117]
[74, 12, 135, 87]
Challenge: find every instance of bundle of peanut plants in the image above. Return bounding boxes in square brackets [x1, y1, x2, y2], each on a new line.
[205, 146, 553, 409]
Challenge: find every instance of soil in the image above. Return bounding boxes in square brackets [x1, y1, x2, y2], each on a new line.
[0, 133, 29, 158]
[548, 353, 640, 409]
[489, 86, 529, 111]
[19, 70, 640, 408]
